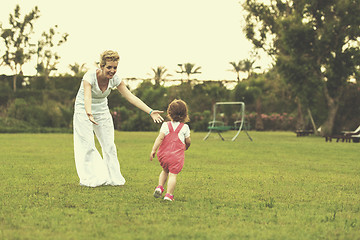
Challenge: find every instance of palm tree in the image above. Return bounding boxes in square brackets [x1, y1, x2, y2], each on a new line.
[229, 61, 242, 82]
[241, 59, 256, 79]
[230, 59, 258, 81]
[151, 66, 171, 86]
[177, 63, 201, 82]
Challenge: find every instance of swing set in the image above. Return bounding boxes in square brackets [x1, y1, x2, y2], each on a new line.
[203, 102, 252, 141]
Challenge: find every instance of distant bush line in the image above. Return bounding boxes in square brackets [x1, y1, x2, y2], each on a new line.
[0, 73, 358, 133]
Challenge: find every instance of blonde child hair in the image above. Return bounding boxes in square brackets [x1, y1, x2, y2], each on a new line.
[167, 99, 190, 123]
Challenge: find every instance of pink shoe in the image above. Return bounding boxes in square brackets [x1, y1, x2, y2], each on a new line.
[164, 193, 174, 201]
[153, 185, 164, 198]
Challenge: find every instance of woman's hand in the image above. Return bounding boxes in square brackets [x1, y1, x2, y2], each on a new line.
[87, 113, 98, 125]
[150, 110, 164, 123]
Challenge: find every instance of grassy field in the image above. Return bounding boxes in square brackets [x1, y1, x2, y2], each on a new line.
[0, 131, 359, 240]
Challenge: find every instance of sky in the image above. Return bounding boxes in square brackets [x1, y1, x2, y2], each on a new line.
[0, 0, 273, 81]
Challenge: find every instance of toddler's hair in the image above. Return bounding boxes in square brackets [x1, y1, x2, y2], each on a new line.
[167, 99, 190, 123]
[100, 50, 120, 67]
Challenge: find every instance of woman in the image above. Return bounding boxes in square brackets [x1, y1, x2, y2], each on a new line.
[73, 50, 163, 187]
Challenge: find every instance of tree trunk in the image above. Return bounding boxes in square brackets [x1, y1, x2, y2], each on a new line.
[45, 71, 49, 83]
[255, 97, 264, 130]
[321, 85, 341, 136]
[295, 97, 305, 130]
[12, 74, 17, 92]
[322, 104, 339, 136]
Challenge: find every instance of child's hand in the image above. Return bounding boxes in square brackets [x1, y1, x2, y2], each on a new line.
[150, 151, 156, 161]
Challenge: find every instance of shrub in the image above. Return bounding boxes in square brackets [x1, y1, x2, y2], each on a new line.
[122, 110, 159, 131]
[7, 98, 72, 128]
[190, 110, 211, 132]
[111, 106, 132, 130]
[0, 81, 13, 107]
[247, 112, 296, 131]
[14, 89, 44, 104]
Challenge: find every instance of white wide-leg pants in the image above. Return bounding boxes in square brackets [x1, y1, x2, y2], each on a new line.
[73, 111, 126, 187]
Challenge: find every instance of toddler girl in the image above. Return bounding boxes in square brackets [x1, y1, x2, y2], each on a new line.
[150, 99, 191, 201]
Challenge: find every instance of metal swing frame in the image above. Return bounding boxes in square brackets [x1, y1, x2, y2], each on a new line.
[203, 102, 252, 141]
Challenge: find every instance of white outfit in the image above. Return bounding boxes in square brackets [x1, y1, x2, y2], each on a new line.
[73, 69, 125, 187]
[159, 121, 190, 143]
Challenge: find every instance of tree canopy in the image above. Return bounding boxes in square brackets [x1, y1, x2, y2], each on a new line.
[0, 5, 40, 92]
[243, 0, 360, 134]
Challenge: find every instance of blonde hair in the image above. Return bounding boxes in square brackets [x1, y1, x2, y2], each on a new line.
[100, 50, 120, 67]
[167, 99, 190, 123]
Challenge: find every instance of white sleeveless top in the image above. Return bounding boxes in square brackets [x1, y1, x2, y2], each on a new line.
[74, 69, 122, 114]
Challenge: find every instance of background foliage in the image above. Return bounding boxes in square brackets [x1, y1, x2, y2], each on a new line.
[0, 71, 359, 133]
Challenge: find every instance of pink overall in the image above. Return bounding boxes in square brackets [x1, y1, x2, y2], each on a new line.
[157, 122, 186, 174]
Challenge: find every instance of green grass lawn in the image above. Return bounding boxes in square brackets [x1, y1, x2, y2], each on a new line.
[0, 131, 359, 239]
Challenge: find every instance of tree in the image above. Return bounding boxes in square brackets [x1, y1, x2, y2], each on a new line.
[229, 61, 242, 82]
[193, 82, 230, 112]
[151, 66, 171, 86]
[0, 5, 40, 92]
[177, 63, 201, 82]
[241, 58, 257, 79]
[230, 58, 258, 82]
[68, 63, 87, 77]
[36, 25, 69, 83]
[243, 0, 360, 135]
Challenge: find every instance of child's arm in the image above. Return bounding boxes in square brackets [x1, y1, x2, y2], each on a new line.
[150, 132, 165, 161]
[185, 136, 191, 150]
